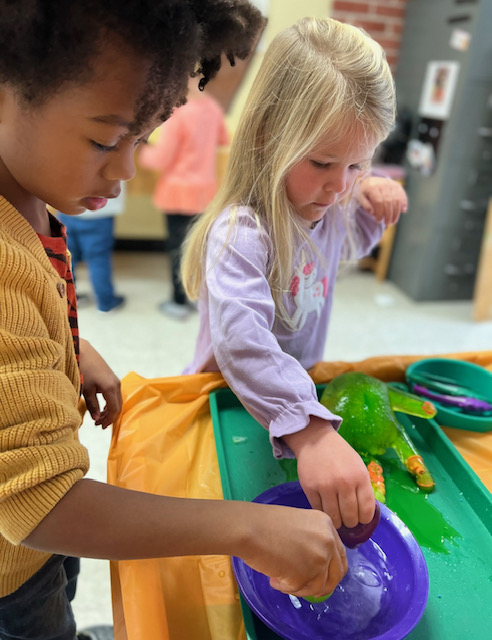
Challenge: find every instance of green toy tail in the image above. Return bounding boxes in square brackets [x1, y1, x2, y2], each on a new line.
[393, 426, 435, 492]
[388, 386, 437, 419]
[387, 385, 435, 492]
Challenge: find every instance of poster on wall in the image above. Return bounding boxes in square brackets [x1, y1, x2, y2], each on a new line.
[418, 61, 460, 120]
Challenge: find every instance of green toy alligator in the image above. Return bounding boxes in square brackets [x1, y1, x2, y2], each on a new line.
[320, 372, 436, 502]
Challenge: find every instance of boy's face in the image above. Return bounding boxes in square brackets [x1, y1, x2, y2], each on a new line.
[0, 39, 162, 217]
[285, 127, 376, 225]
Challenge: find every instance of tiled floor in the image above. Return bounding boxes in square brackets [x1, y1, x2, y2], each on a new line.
[71, 251, 492, 630]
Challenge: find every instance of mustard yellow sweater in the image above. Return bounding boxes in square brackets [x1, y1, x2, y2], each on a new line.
[0, 197, 89, 597]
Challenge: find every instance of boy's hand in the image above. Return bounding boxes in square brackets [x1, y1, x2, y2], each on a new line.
[283, 418, 375, 530]
[242, 502, 347, 598]
[79, 338, 122, 428]
[357, 176, 408, 226]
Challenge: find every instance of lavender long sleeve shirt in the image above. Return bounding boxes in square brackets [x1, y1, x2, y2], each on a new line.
[184, 202, 385, 457]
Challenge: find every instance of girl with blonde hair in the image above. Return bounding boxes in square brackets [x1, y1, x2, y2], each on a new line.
[182, 16, 407, 531]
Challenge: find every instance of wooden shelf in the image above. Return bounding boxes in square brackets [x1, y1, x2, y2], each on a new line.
[358, 224, 398, 282]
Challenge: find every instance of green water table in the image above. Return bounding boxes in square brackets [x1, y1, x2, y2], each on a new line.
[210, 385, 492, 640]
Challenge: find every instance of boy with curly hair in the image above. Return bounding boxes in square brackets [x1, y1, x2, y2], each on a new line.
[0, 2, 347, 638]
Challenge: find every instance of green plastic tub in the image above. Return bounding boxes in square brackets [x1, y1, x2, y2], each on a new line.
[210, 385, 492, 640]
[406, 358, 492, 432]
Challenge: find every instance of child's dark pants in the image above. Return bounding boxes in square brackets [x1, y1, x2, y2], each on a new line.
[0, 555, 79, 640]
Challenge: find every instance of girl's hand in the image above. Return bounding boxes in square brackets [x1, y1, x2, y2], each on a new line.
[79, 338, 122, 428]
[357, 177, 408, 226]
[241, 502, 347, 597]
[283, 418, 375, 529]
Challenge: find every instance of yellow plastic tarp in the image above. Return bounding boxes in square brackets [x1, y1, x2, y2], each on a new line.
[107, 351, 492, 639]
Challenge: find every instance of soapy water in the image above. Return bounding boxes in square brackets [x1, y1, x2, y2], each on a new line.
[287, 547, 393, 638]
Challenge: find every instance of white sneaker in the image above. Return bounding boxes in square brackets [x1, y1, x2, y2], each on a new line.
[158, 301, 190, 320]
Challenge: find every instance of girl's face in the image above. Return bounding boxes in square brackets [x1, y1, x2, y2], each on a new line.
[285, 127, 376, 225]
[0, 39, 162, 219]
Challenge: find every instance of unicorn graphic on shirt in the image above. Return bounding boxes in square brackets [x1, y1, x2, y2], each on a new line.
[289, 251, 328, 330]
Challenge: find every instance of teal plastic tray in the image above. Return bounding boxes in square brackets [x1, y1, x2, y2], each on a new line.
[210, 386, 492, 640]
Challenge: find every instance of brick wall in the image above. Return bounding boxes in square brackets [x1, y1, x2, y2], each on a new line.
[331, 0, 409, 71]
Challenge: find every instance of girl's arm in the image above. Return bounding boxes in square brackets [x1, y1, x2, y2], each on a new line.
[204, 210, 374, 529]
[205, 211, 338, 458]
[344, 176, 407, 260]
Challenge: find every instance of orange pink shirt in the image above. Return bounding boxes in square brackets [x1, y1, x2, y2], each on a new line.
[139, 93, 229, 214]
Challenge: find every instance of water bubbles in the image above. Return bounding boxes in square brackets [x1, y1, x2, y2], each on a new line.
[288, 595, 302, 609]
[288, 548, 389, 638]
[353, 563, 382, 587]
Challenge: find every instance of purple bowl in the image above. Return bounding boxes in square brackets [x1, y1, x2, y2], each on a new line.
[233, 481, 429, 640]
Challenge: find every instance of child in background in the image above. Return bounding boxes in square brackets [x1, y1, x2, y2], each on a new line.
[139, 77, 229, 319]
[58, 186, 126, 313]
[0, 3, 347, 639]
[182, 17, 408, 531]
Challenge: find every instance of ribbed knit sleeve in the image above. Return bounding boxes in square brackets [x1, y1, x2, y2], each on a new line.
[0, 199, 89, 549]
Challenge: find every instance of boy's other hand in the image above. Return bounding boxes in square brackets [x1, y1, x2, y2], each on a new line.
[79, 339, 122, 428]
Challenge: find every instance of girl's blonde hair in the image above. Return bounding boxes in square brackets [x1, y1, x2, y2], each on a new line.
[182, 17, 395, 324]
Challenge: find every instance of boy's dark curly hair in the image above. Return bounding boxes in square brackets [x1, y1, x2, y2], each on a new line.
[0, 0, 265, 129]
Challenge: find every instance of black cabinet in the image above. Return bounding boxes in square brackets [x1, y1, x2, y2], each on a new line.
[388, 0, 492, 301]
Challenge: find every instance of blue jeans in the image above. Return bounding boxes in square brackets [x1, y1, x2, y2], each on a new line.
[0, 555, 79, 640]
[58, 215, 118, 312]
